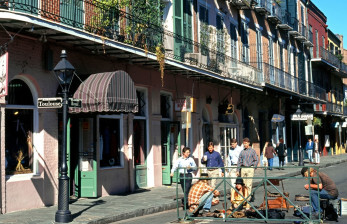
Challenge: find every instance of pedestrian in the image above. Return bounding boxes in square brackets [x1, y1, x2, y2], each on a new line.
[201, 142, 224, 189]
[314, 138, 321, 164]
[227, 138, 242, 195]
[275, 138, 287, 170]
[301, 167, 339, 218]
[305, 138, 314, 163]
[236, 137, 259, 202]
[262, 142, 268, 167]
[170, 147, 197, 208]
[188, 173, 220, 216]
[265, 141, 276, 170]
[230, 177, 250, 211]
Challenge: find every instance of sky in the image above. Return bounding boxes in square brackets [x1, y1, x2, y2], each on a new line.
[313, 0, 347, 47]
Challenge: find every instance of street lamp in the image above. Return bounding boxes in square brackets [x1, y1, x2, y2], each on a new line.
[295, 105, 304, 166]
[54, 50, 75, 223]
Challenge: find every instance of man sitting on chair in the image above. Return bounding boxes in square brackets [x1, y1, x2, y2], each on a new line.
[301, 167, 339, 218]
[231, 177, 250, 211]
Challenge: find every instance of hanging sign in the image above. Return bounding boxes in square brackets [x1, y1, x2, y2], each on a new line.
[291, 113, 313, 121]
[271, 114, 285, 122]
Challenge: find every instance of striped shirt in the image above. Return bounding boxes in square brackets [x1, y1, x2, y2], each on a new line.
[171, 156, 197, 174]
[237, 147, 259, 172]
[188, 181, 218, 211]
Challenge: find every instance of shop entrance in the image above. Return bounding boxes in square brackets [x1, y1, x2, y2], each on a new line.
[70, 117, 97, 198]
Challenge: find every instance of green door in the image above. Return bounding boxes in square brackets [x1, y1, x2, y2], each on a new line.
[134, 119, 147, 188]
[161, 121, 171, 185]
[60, 0, 84, 29]
[77, 118, 97, 197]
[171, 122, 181, 183]
[174, 0, 192, 61]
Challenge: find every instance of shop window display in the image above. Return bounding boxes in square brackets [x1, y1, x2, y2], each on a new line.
[99, 118, 121, 167]
[5, 79, 34, 175]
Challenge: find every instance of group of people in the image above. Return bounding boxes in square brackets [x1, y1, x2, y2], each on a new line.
[305, 138, 322, 164]
[263, 138, 287, 170]
[170, 137, 259, 215]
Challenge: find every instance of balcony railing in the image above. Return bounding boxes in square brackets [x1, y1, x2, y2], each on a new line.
[259, 62, 325, 100]
[327, 102, 343, 115]
[319, 47, 341, 68]
[299, 23, 306, 38]
[254, 0, 272, 13]
[268, 0, 282, 22]
[278, 9, 292, 29]
[289, 17, 299, 33]
[2, 0, 263, 86]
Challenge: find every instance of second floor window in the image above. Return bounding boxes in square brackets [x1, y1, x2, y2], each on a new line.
[256, 29, 262, 70]
[160, 94, 171, 119]
[216, 14, 225, 64]
[241, 21, 249, 64]
[199, 5, 209, 56]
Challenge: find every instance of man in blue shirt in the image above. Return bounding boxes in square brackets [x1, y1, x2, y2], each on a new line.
[201, 142, 224, 189]
[227, 138, 242, 194]
[305, 138, 314, 163]
[171, 147, 197, 208]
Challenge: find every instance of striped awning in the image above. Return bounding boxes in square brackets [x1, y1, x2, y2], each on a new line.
[70, 70, 138, 113]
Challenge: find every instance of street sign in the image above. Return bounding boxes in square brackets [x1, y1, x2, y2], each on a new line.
[68, 98, 82, 108]
[37, 97, 62, 108]
[290, 113, 313, 121]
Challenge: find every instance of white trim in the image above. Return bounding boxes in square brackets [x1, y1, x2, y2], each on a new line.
[255, 23, 263, 31]
[268, 31, 275, 39]
[240, 14, 250, 23]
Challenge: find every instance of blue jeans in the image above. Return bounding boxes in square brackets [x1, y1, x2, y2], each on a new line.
[310, 189, 337, 213]
[307, 150, 313, 162]
[198, 192, 214, 210]
[267, 158, 273, 170]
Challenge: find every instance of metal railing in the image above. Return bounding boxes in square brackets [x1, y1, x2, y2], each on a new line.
[290, 17, 299, 33]
[175, 166, 322, 222]
[253, 62, 326, 100]
[299, 23, 306, 38]
[270, 0, 282, 20]
[256, 0, 272, 13]
[2, 0, 264, 87]
[281, 9, 292, 27]
[319, 47, 341, 68]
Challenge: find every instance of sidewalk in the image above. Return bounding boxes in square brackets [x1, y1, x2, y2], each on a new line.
[1, 154, 347, 224]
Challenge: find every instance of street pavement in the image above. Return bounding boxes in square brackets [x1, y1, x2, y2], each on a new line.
[1, 154, 347, 224]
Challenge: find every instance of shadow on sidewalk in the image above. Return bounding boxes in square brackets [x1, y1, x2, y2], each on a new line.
[71, 199, 106, 220]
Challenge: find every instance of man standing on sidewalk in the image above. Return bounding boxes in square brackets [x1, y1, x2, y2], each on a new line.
[170, 147, 197, 208]
[227, 139, 242, 194]
[201, 142, 224, 189]
[305, 138, 314, 163]
[237, 137, 259, 202]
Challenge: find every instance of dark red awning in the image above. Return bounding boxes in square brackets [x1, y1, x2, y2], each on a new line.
[70, 70, 138, 113]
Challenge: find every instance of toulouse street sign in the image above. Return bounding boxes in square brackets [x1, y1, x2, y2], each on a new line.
[291, 113, 313, 121]
[37, 97, 63, 108]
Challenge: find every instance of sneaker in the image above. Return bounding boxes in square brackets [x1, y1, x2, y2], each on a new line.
[203, 209, 210, 212]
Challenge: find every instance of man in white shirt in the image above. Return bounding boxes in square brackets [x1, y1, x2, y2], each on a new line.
[170, 147, 197, 208]
[227, 139, 242, 195]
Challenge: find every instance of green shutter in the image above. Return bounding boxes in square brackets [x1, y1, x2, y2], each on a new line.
[12, 0, 38, 14]
[60, 0, 84, 29]
[174, 0, 183, 61]
[183, 0, 192, 53]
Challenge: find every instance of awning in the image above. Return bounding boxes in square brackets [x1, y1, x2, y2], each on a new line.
[70, 70, 138, 113]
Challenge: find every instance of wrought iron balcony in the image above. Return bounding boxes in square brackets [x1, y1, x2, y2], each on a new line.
[258, 62, 326, 101]
[288, 17, 299, 36]
[316, 47, 341, 69]
[326, 102, 343, 115]
[254, 0, 271, 15]
[277, 9, 292, 30]
[296, 23, 307, 42]
[1, 0, 263, 87]
[267, 0, 282, 24]
[229, 0, 252, 9]
[304, 29, 313, 47]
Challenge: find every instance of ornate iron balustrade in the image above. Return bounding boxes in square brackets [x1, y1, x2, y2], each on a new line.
[299, 23, 306, 38]
[256, 0, 272, 13]
[270, 0, 282, 20]
[340, 61, 347, 74]
[290, 17, 299, 33]
[260, 62, 325, 100]
[326, 102, 343, 114]
[2, 0, 263, 86]
[319, 47, 341, 68]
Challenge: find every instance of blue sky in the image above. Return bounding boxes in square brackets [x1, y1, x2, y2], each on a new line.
[313, 0, 347, 47]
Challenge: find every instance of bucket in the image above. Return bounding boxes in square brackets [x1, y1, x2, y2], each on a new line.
[342, 198, 347, 216]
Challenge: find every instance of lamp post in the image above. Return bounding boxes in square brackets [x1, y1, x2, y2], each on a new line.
[295, 105, 304, 166]
[54, 50, 75, 223]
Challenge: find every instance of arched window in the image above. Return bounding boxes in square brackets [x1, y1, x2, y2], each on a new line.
[5, 79, 35, 175]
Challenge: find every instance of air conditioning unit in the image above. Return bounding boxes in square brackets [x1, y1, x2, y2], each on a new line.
[184, 53, 207, 66]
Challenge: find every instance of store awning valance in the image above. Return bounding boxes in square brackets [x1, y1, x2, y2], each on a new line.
[70, 71, 138, 113]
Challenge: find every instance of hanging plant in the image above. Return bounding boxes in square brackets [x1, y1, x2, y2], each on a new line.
[313, 117, 322, 127]
[156, 44, 165, 87]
